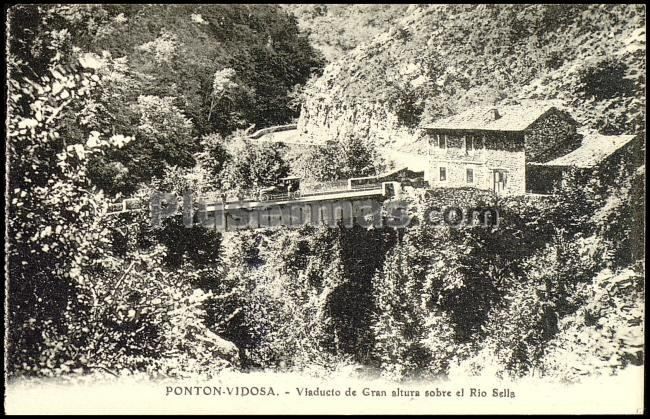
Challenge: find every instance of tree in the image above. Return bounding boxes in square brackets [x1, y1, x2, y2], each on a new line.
[592, 165, 646, 268]
[221, 135, 290, 193]
[292, 141, 342, 182]
[194, 133, 231, 187]
[241, 226, 359, 372]
[88, 93, 197, 195]
[7, 8, 236, 378]
[372, 244, 433, 380]
[7, 36, 128, 374]
[207, 68, 240, 127]
[293, 135, 385, 182]
[26, 4, 326, 192]
[131, 95, 196, 179]
[543, 267, 644, 382]
[578, 58, 635, 101]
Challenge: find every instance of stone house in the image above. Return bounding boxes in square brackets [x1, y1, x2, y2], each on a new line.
[422, 103, 581, 195]
[526, 133, 641, 194]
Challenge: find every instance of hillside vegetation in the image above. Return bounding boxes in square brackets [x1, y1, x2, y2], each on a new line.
[283, 4, 406, 62]
[297, 4, 645, 152]
[9, 4, 324, 194]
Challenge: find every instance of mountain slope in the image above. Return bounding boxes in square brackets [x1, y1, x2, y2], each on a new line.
[282, 4, 407, 62]
[296, 4, 645, 154]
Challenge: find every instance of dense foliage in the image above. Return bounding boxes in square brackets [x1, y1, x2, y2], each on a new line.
[6, 3, 321, 378]
[9, 4, 325, 195]
[6, 18, 243, 378]
[292, 134, 387, 182]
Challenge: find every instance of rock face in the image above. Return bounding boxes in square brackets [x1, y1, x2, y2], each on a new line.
[297, 94, 430, 171]
[295, 6, 432, 155]
[298, 99, 419, 152]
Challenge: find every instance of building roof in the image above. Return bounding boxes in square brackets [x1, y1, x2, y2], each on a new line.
[537, 134, 637, 169]
[423, 103, 571, 132]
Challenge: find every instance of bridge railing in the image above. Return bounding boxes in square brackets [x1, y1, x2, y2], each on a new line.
[300, 180, 349, 195]
[350, 183, 382, 191]
[104, 178, 392, 216]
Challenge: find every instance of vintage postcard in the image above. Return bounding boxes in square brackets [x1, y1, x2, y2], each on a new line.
[4, 3, 645, 415]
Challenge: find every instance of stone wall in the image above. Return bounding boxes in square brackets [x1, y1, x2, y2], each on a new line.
[425, 131, 526, 196]
[525, 109, 581, 163]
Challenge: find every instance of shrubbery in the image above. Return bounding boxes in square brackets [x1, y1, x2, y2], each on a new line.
[7, 12, 238, 379]
[292, 134, 386, 182]
[370, 175, 643, 381]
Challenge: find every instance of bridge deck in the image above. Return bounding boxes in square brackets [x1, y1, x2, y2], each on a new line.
[106, 186, 386, 216]
[204, 187, 384, 212]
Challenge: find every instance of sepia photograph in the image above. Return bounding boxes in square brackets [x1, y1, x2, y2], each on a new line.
[4, 3, 645, 414]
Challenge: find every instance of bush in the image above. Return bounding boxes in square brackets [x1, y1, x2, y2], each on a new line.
[220, 134, 290, 193]
[293, 135, 386, 182]
[543, 267, 644, 382]
[578, 58, 635, 100]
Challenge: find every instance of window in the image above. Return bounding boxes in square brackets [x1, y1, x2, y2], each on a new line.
[494, 170, 508, 185]
[467, 136, 476, 153]
[465, 135, 474, 154]
[466, 168, 474, 183]
[439, 167, 447, 181]
[439, 135, 446, 150]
